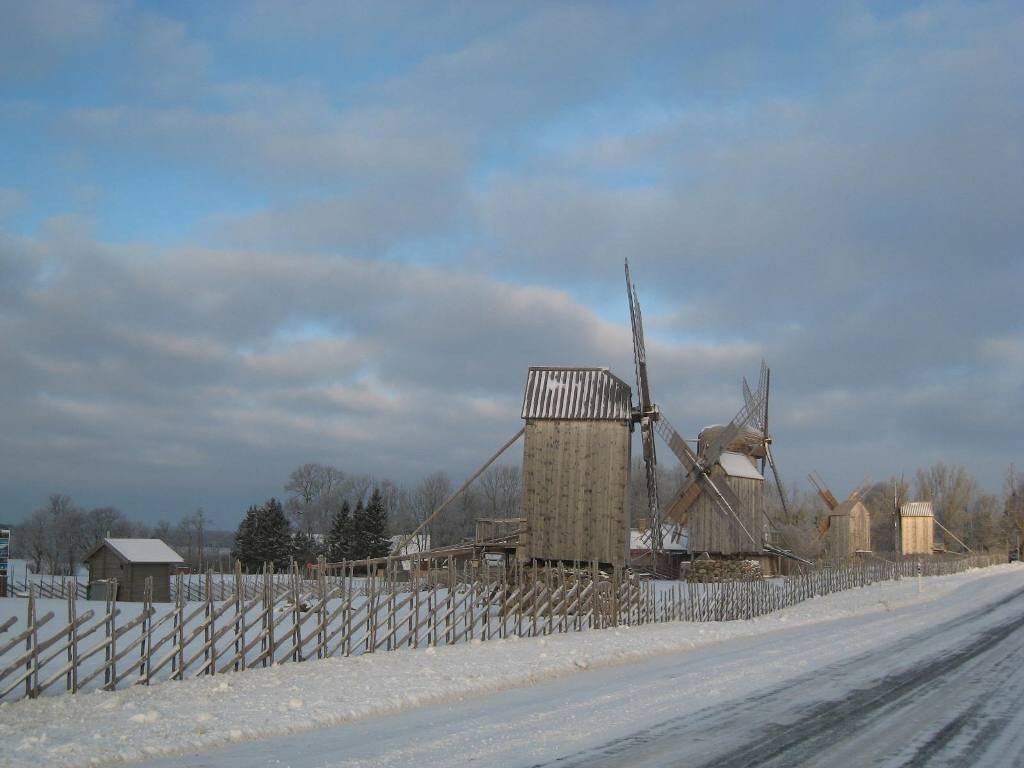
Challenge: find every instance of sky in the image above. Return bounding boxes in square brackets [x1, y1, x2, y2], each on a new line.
[1, 0, 1021, 528]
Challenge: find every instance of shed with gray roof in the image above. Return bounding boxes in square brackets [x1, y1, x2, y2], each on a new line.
[84, 538, 184, 602]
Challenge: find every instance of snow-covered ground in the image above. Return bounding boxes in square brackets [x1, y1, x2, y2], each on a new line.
[0, 564, 1020, 768]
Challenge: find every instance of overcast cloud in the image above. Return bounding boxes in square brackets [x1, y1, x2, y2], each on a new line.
[1, 1, 1021, 526]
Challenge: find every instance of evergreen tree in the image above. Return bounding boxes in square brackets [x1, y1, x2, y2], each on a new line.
[291, 530, 325, 564]
[232, 505, 260, 569]
[233, 498, 292, 570]
[326, 500, 353, 562]
[352, 488, 391, 559]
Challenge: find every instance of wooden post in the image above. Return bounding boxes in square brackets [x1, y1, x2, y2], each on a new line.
[105, 580, 118, 690]
[140, 577, 152, 681]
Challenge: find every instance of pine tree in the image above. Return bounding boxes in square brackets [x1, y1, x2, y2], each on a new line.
[232, 505, 260, 568]
[233, 498, 292, 570]
[352, 488, 391, 559]
[348, 499, 368, 559]
[326, 500, 353, 562]
[291, 530, 325, 564]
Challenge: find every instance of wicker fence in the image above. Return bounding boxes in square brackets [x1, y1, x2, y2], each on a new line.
[0, 553, 1004, 704]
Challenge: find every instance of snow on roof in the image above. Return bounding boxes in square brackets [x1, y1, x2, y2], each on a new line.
[718, 451, 764, 480]
[901, 501, 934, 518]
[97, 538, 184, 564]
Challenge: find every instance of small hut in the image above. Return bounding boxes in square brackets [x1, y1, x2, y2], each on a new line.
[85, 538, 184, 602]
[822, 499, 872, 556]
[900, 502, 935, 555]
[517, 367, 632, 566]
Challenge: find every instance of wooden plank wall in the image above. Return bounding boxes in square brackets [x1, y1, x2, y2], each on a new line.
[518, 419, 630, 566]
[688, 472, 765, 555]
[850, 503, 871, 552]
[825, 504, 871, 555]
[901, 516, 934, 555]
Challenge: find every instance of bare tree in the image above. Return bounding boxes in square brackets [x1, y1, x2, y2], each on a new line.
[1005, 466, 1023, 555]
[284, 463, 346, 533]
[81, 506, 134, 554]
[915, 463, 977, 543]
[478, 464, 522, 519]
[20, 509, 51, 573]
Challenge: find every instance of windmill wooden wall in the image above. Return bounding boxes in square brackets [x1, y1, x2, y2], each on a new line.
[517, 367, 632, 567]
[900, 502, 935, 555]
[688, 464, 765, 556]
[824, 500, 872, 555]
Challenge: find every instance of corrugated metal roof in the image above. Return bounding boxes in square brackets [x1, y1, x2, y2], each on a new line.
[901, 501, 935, 517]
[521, 367, 632, 421]
[718, 451, 764, 480]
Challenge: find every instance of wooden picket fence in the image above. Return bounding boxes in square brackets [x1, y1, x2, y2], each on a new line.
[0, 552, 1005, 704]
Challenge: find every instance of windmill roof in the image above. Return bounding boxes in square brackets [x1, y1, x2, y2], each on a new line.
[87, 538, 184, 564]
[718, 451, 764, 480]
[831, 499, 869, 517]
[901, 501, 935, 517]
[521, 367, 632, 421]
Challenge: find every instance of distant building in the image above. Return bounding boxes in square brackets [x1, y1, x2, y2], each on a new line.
[822, 499, 872, 556]
[84, 538, 184, 602]
[900, 502, 935, 556]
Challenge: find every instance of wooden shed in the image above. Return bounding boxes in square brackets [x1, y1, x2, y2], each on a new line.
[517, 367, 632, 567]
[900, 502, 935, 556]
[823, 499, 872, 556]
[687, 451, 766, 556]
[85, 538, 184, 602]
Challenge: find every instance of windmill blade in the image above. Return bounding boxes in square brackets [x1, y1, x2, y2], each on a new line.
[625, 260, 651, 414]
[625, 259, 661, 550]
[642, 423, 663, 550]
[764, 442, 790, 519]
[654, 415, 702, 525]
[742, 360, 770, 432]
[742, 377, 763, 430]
[808, 471, 839, 510]
[759, 363, 771, 475]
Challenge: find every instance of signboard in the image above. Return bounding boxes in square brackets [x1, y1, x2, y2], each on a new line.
[0, 525, 10, 594]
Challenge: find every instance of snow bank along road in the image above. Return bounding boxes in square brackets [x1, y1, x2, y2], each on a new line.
[2, 565, 1021, 767]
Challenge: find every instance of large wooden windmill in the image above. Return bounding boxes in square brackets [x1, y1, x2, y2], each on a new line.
[623, 263, 801, 566]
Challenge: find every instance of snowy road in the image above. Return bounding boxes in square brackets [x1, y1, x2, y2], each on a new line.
[135, 570, 1024, 768]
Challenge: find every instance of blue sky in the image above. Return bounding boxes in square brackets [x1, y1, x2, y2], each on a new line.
[1, 0, 1021, 526]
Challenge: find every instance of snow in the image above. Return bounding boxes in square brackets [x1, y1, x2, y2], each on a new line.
[89, 539, 184, 564]
[717, 451, 764, 479]
[0, 564, 1018, 767]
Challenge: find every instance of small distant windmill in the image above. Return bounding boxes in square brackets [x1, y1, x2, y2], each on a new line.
[809, 472, 872, 555]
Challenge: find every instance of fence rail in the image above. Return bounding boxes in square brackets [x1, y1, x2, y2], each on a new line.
[0, 553, 1005, 704]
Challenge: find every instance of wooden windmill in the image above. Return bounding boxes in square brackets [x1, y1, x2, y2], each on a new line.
[809, 472, 872, 555]
[623, 263, 804, 566]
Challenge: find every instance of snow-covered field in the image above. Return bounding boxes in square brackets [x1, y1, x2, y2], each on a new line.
[0, 563, 1019, 768]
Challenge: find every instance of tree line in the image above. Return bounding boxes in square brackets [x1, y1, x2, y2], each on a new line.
[12, 458, 1020, 575]
[231, 490, 391, 570]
